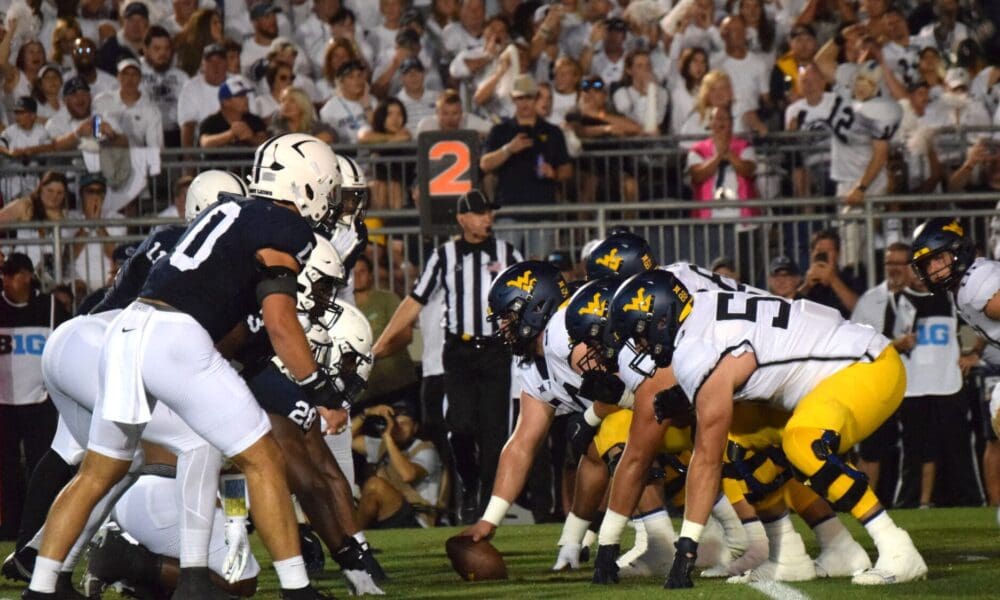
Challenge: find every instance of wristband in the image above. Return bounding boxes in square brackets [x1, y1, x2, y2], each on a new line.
[679, 519, 704, 543]
[583, 404, 603, 427]
[481, 495, 511, 526]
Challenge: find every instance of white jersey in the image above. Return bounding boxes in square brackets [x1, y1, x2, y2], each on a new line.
[955, 258, 1000, 352]
[93, 92, 164, 148]
[784, 93, 836, 168]
[141, 60, 190, 131]
[177, 74, 221, 127]
[612, 84, 668, 132]
[516, 306, 589, 416]
[396, 88, 438, 136]
[827, 92, 902, 185]
[673, 290, 889, 411]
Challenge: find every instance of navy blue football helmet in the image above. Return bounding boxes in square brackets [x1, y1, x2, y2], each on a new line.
[487, 261, 569, 356]
[585, 232, 657, 280]
[911, 218, 976, 293]
[608, 270, 693, 374]
[565, 277, 623, 372]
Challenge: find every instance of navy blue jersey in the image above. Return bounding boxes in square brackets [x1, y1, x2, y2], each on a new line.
[91, 225, 186, 314]
[234, 310, 274, 379]
[141, 196, 315, 341]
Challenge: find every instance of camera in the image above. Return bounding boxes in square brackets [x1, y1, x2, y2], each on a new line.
[361, 415, 389, 437]
[814, 252, 829, 263]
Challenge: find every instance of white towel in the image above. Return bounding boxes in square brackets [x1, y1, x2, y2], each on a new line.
[643, 81, 659, 133]
[100, 303, 154, 424]
[103, 147, 161, 216]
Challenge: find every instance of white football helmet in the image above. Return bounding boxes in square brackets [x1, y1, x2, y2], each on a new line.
[330, 154, 369, 227]
[185, 170, 249, 222]
[297, 234, 347, 322]
[249, 133, 342, 225]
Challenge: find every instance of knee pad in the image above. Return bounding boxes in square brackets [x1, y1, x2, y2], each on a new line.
[722, 441, 792, 505]
[798, 430, 869, 513]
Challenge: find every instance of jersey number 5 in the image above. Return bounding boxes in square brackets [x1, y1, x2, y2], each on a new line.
[716, 293, 791, 329]
[169, 202, 242, 271]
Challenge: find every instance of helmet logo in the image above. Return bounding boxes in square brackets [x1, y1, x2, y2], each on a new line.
[641, 254, 654, 270]
[943, 221, 964, 236]
[596, 249, 623, 272]
[506, 270, 537, 293]
[673, 284, 690, 303]
[578, 293, 607, 317]
[623, 287, 652, 313]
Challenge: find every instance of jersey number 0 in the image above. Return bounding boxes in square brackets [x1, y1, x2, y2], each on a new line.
[169, 203, 242, 271]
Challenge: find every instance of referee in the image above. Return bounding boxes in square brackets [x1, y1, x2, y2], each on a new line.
[373, 189, 522, 523]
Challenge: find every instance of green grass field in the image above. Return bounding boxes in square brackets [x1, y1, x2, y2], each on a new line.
[2, 507, 998, 599]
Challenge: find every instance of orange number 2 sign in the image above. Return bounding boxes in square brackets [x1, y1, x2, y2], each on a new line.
[428, 141, 472, 196]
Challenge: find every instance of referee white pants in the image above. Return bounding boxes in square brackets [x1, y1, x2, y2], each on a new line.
[113, 475, 261, 581]
[93, 304, 271, 460]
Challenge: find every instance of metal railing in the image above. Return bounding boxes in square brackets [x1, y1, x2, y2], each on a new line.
[3, 193, 998, 307]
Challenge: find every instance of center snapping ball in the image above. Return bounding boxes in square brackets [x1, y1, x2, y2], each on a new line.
[445, 535, 508, 581]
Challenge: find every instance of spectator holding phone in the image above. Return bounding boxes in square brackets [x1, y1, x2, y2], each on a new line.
[797, 228, 865, 317]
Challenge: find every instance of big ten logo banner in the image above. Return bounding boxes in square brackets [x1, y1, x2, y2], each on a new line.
[417, 131, 481, 237]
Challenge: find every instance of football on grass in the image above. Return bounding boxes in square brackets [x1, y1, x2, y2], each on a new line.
[445, 535, 508, 581]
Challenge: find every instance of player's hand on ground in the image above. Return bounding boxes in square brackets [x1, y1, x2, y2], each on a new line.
[664, 537, 697, 589]
[552, 543, 582, 571]
[462, 519, 496, 542]
[222, 517, 251, 583]
[591, 544, 620, 584]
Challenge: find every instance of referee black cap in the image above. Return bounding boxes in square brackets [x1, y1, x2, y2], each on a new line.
[457, 189, 498, 214]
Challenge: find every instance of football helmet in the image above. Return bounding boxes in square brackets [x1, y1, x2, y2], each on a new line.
[297, 234, 347, 324]
[585, 231, 657, 280]
[185, 170, 248, 222]
[248, 133, 341, 225]
[334, 154, 369, 223]
[911, 217, 976, 293]
[608, 270, 693, 373]
[565, 277, 623, 372]
[487, 261, 569, 356]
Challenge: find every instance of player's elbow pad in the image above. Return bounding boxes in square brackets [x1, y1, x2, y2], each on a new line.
[256, 266, 299, 305]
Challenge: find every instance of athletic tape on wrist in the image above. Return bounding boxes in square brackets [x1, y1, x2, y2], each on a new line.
[482, 496, 511, 526]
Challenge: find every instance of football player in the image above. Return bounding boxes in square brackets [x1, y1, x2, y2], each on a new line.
[608, 270, 927, 588]
[325, 153, 369, 306]
[25, 134, 341, 600]
[910, 217, 1000, 526]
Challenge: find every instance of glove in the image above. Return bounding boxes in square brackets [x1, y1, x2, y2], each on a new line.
[653, 386, 690, 424]
[591, 544, 620, 584]
[298, 368, 340, 409]
[579, 371, 626, 405]
[664, 537, 698, 589]
[222, 517, 251, 584]
[552, 543, 582, 571]
[567, 412, 598, 460]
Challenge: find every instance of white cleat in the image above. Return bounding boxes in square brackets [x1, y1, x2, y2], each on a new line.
[726, 554, 817, 583]
[617, 545, 675, 577]
[852, 529, 927, 585]
[814, 529, 872, 578]
[694, 518, 731, 568]
[700, 564, 732, 578]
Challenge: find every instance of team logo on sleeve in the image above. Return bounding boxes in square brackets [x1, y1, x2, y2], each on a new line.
[595, 249, 623, 272]
[506, 270, 537, 293]
[623, 287, 652, 312]
[577, 293, 607, 317]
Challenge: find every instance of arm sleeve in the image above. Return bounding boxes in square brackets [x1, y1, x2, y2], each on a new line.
[410, 247, 441, 304]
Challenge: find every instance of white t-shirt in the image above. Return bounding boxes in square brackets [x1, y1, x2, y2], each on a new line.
[784, 92, 836, 168]
[318, 94, 373, 143]
[177, 74, 221, 127]
[66, 69, 118, 97]
[669, 80, 696, 136]
[550, 89, 578, 126]
[44, 108, 88, 140]
[396, 88, 437, 136]
[441, 22, 482, 58]
[72, 215, 127, 292]
[0, 123, 50, 199]
[715, 52, 770, 112]
[93, 92, 164, 147]
[415, 113, 492, 136]
[590, 51, 625, 85]
[612, 84, 668, 132]
[140, 60, 189, 131]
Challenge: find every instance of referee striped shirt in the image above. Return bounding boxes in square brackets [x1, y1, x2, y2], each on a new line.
[410, 237, 523, 339]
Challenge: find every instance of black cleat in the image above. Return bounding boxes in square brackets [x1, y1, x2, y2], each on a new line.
[55, 572, 87, 600]
[358, 543, 388, 583]
[21, 589, 56, 599]
[279, 585, 335, 599]
[3, 547, 37, 582]
[171, 567, 230, 600]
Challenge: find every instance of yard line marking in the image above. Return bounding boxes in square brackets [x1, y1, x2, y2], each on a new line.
[748, 581, 812, 600]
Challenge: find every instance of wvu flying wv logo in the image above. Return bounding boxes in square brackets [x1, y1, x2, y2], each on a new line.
[942, 221, 964, 236]
[596, 249, 623, 272]
[506, 270, 537, 293]
[623, 287, 652, 312]
[578, 293, 607, 317]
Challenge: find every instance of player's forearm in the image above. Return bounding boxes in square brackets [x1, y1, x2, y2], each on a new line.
[606, 445, 655, 515]
[829, 275, 859, 312]
[490, 441, 537, 505]
[263, 296, 316, 380]
[859, 140, 889, 190]
[373, 296, 421, 358]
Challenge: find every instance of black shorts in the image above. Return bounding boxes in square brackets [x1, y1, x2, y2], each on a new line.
[246, 362, 318, 432]
[857, 412, 899, 462]
[372, 501, 421, 530]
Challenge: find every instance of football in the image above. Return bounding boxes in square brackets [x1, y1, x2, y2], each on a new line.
[445, 535, 508, 581]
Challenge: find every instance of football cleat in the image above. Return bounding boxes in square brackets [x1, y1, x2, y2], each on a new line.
[359, 542, 388, 583]
[55, 572, 87, 600]
[279, 586, 335, 599]
[814, 527, 872, 578]
[852, 529, 927, 585]
[3, 546, 35, 582]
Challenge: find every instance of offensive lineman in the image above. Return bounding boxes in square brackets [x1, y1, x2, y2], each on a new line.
[607, 270, 927, 588]
[24, 134, 342, 600]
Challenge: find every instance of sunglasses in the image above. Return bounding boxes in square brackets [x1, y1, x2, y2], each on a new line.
[581, 79, 605, 91]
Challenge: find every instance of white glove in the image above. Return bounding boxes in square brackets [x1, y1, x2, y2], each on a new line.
[222, 517, 251, 584]
[552, 543, 582, 571]
[343, 568, 385, 596]
[723, 519, 768, 576]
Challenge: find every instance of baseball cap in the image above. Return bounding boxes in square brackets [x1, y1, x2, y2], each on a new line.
[945, 67, 970, 90]
[39, 63, 61, 79]
[400, 8, 424, 28]
[112, 242, 139, 263]
[1, 252, 34, 276]
[769, 255, 800, 276]
[336, 59, 365, 79]
[116, 57, 141, 74]
[546, 249, 573, 272]
[400, 57, 424, 74]
[79, 173, 107, 190]
[855, 59, 882, 85]
[396, 28, 421, 49]
[203, 42, 226, 59]
[123, 1, 149, 19]
[790, 24, 815, 38]
[606, 18, 628, 32]
[62, 75, 90, 96]
[511, 74, 539, 98]
[12, 96, 37, 113]
[269, 37, 297, 54]
[250, 2, 280, 20]
[456, 189, 497, 214]
[710, 256, 737, 273]
[218, 75, 253, 101]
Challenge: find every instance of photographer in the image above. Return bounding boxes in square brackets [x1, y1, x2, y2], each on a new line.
[797, 228, 865, 318]
[351, 403, 443, 529]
